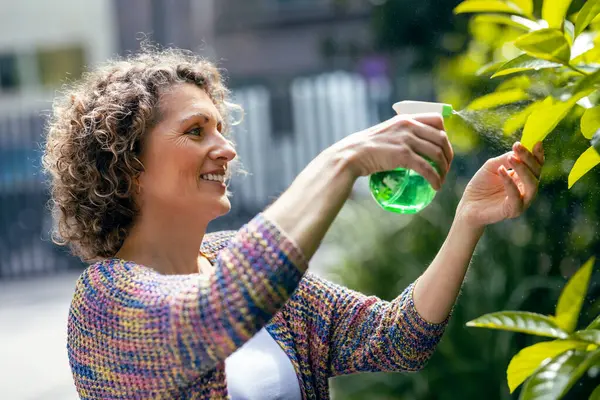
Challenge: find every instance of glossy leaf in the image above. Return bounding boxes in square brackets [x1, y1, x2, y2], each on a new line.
[573, 69, 600, 94]
[575, 0, 600, 37]
[520, 349, 600, 400]
[496, 75, 532, 91]
[571, 45, 600, 64]
[466, 311, 569, 338]
[564, 20, 575, 44]
[591, 384, 600, 400]
[581, 106, 600, 139]
[521, 91, 593, 151]
[554, 257, 595, 332]
[476, 61, 507, 76]
[573, 329, 600, 345]
[474, 14, 540, 31]
[588, 314, 600, 330]
[593, 128, 600, 153]
[466, 89, 529, 110]
[491, 54, 562, 78]
[454, 1, 524, 15]
[542, 0, 574, 29]
[504, 101, 543, 135]
[514, 28, 571, 64]
[568, 146, 600, 188]
[570, 32, 597, 61]
[510, 0, 533, 16]
[507, 340, 585, 393]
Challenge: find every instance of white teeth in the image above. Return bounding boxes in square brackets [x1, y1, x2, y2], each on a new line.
[201, 174, 225, 183]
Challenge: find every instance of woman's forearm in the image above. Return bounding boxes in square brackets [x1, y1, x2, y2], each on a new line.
[263, 148, 356, 260]
[413, 212, 485, 323]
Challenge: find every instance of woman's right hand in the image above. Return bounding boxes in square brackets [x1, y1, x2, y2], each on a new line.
[333, 113, 454, 190]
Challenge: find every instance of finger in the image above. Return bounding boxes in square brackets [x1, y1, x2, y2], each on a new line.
[403, 148, 443, 190]
[507, 155, 538, 204]
[498, 166, 524, 218]
[400, 117, 453, 170]
[403, 134, 450, 181]
[410, 112, 445, 131]
[533, 141, 545, 165]
[513, 142, 542, 178]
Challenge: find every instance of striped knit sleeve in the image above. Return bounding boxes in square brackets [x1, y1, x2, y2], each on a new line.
[69, 213, 307, 386]
[326, 277, 449, 374]
[277, 273, 449, 379]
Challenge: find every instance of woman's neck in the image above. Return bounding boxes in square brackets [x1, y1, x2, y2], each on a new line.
[115, 206, 210, 275]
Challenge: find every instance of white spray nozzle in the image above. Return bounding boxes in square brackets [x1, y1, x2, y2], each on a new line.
[393, 101, 453, 118]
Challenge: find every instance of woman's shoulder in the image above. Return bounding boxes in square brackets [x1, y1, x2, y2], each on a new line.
[200, 229, 237, 259]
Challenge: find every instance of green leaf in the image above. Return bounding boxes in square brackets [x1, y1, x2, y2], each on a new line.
[574, 68, 600, 94]
[571, 45, 600, 64]
[510, 0, 533, 16]
[491, 54, 562, 78]
[581, 106, 600, 139]
[575, 0, 600, 37]
[568, 146, 600, 188]
[496, 75, 532, 91]
[564, 20, 575, 44]
[503, 101, 543, 135]
[466, 311, 570, 338]
[466, 89, 529, 110]
[521, 91, 593, 151]
[542, 0, 574, 29]
[570, 32, 597, 61]
[588, 314, 600, 330]
[454, 1, 524, 15]
[474, 14, 541, 31]
[519, 349, 600, 400]
[554, 257, 595, 332]
[476, 61, 507, 76]
[591, 384, 600, 400]
[573, 329, 600, 345]
[507, 340, 585, 393]
[514, 28, 571, 64]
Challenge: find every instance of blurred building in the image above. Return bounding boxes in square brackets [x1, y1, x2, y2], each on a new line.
[0, 0, 394, 277]
[0, 0, 118, 278]
[114, 0, 372, 78]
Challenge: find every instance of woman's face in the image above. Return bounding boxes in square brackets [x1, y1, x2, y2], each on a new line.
[137, 82, 237, 220]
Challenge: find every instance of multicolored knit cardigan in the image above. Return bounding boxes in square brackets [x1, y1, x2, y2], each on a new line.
[67, 213, 449, 399]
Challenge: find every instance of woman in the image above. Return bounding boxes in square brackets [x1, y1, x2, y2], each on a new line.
[43, 47, 544, 399]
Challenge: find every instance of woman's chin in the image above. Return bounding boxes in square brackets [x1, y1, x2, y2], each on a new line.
[215, 195, 232, 216]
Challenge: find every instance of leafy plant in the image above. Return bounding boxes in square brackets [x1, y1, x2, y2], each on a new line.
[451, 0, 600, 188]
[467, 257, 599, 399]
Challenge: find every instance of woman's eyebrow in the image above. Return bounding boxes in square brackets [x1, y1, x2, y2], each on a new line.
[178, 111, 223, 127]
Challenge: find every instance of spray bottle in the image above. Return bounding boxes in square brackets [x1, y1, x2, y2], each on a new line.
[369, 100, 454, 214]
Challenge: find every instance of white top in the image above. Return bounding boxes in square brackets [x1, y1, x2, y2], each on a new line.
[225, 327, 302, 400]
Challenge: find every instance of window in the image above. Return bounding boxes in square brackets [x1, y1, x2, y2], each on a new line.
[0, 53, 19, 91]
[37, 46, 85, 87]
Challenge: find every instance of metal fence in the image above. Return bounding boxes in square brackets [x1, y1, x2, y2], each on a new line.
[0, 69, 424, 279]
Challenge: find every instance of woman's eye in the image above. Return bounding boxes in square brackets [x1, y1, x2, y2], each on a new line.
[186, 127, 204, 137]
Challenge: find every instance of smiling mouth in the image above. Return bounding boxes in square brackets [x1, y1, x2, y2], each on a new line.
[200, 173, 226, 184]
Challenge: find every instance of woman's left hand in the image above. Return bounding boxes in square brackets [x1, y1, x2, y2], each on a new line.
[457, 141, 544, 229]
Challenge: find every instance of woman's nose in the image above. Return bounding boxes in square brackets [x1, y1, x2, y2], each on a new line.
[209, 136, 237, 162]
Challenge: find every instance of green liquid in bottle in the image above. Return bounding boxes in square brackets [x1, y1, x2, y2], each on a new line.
[369, 167, 436, 214]
[369, 101, 453, 214]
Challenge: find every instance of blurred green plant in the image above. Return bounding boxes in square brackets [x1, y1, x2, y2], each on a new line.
[467, 257, 599, 399]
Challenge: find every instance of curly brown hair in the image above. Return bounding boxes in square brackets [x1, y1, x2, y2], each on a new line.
[42, 45, 239, 262]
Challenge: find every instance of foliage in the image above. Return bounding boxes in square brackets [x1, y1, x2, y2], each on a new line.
[328, 1, 600, 399]
[444, 0, 600, 188]
[467, 257, 599, 398]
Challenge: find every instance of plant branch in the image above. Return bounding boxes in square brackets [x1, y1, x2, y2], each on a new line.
[567, 63, 589, 76]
